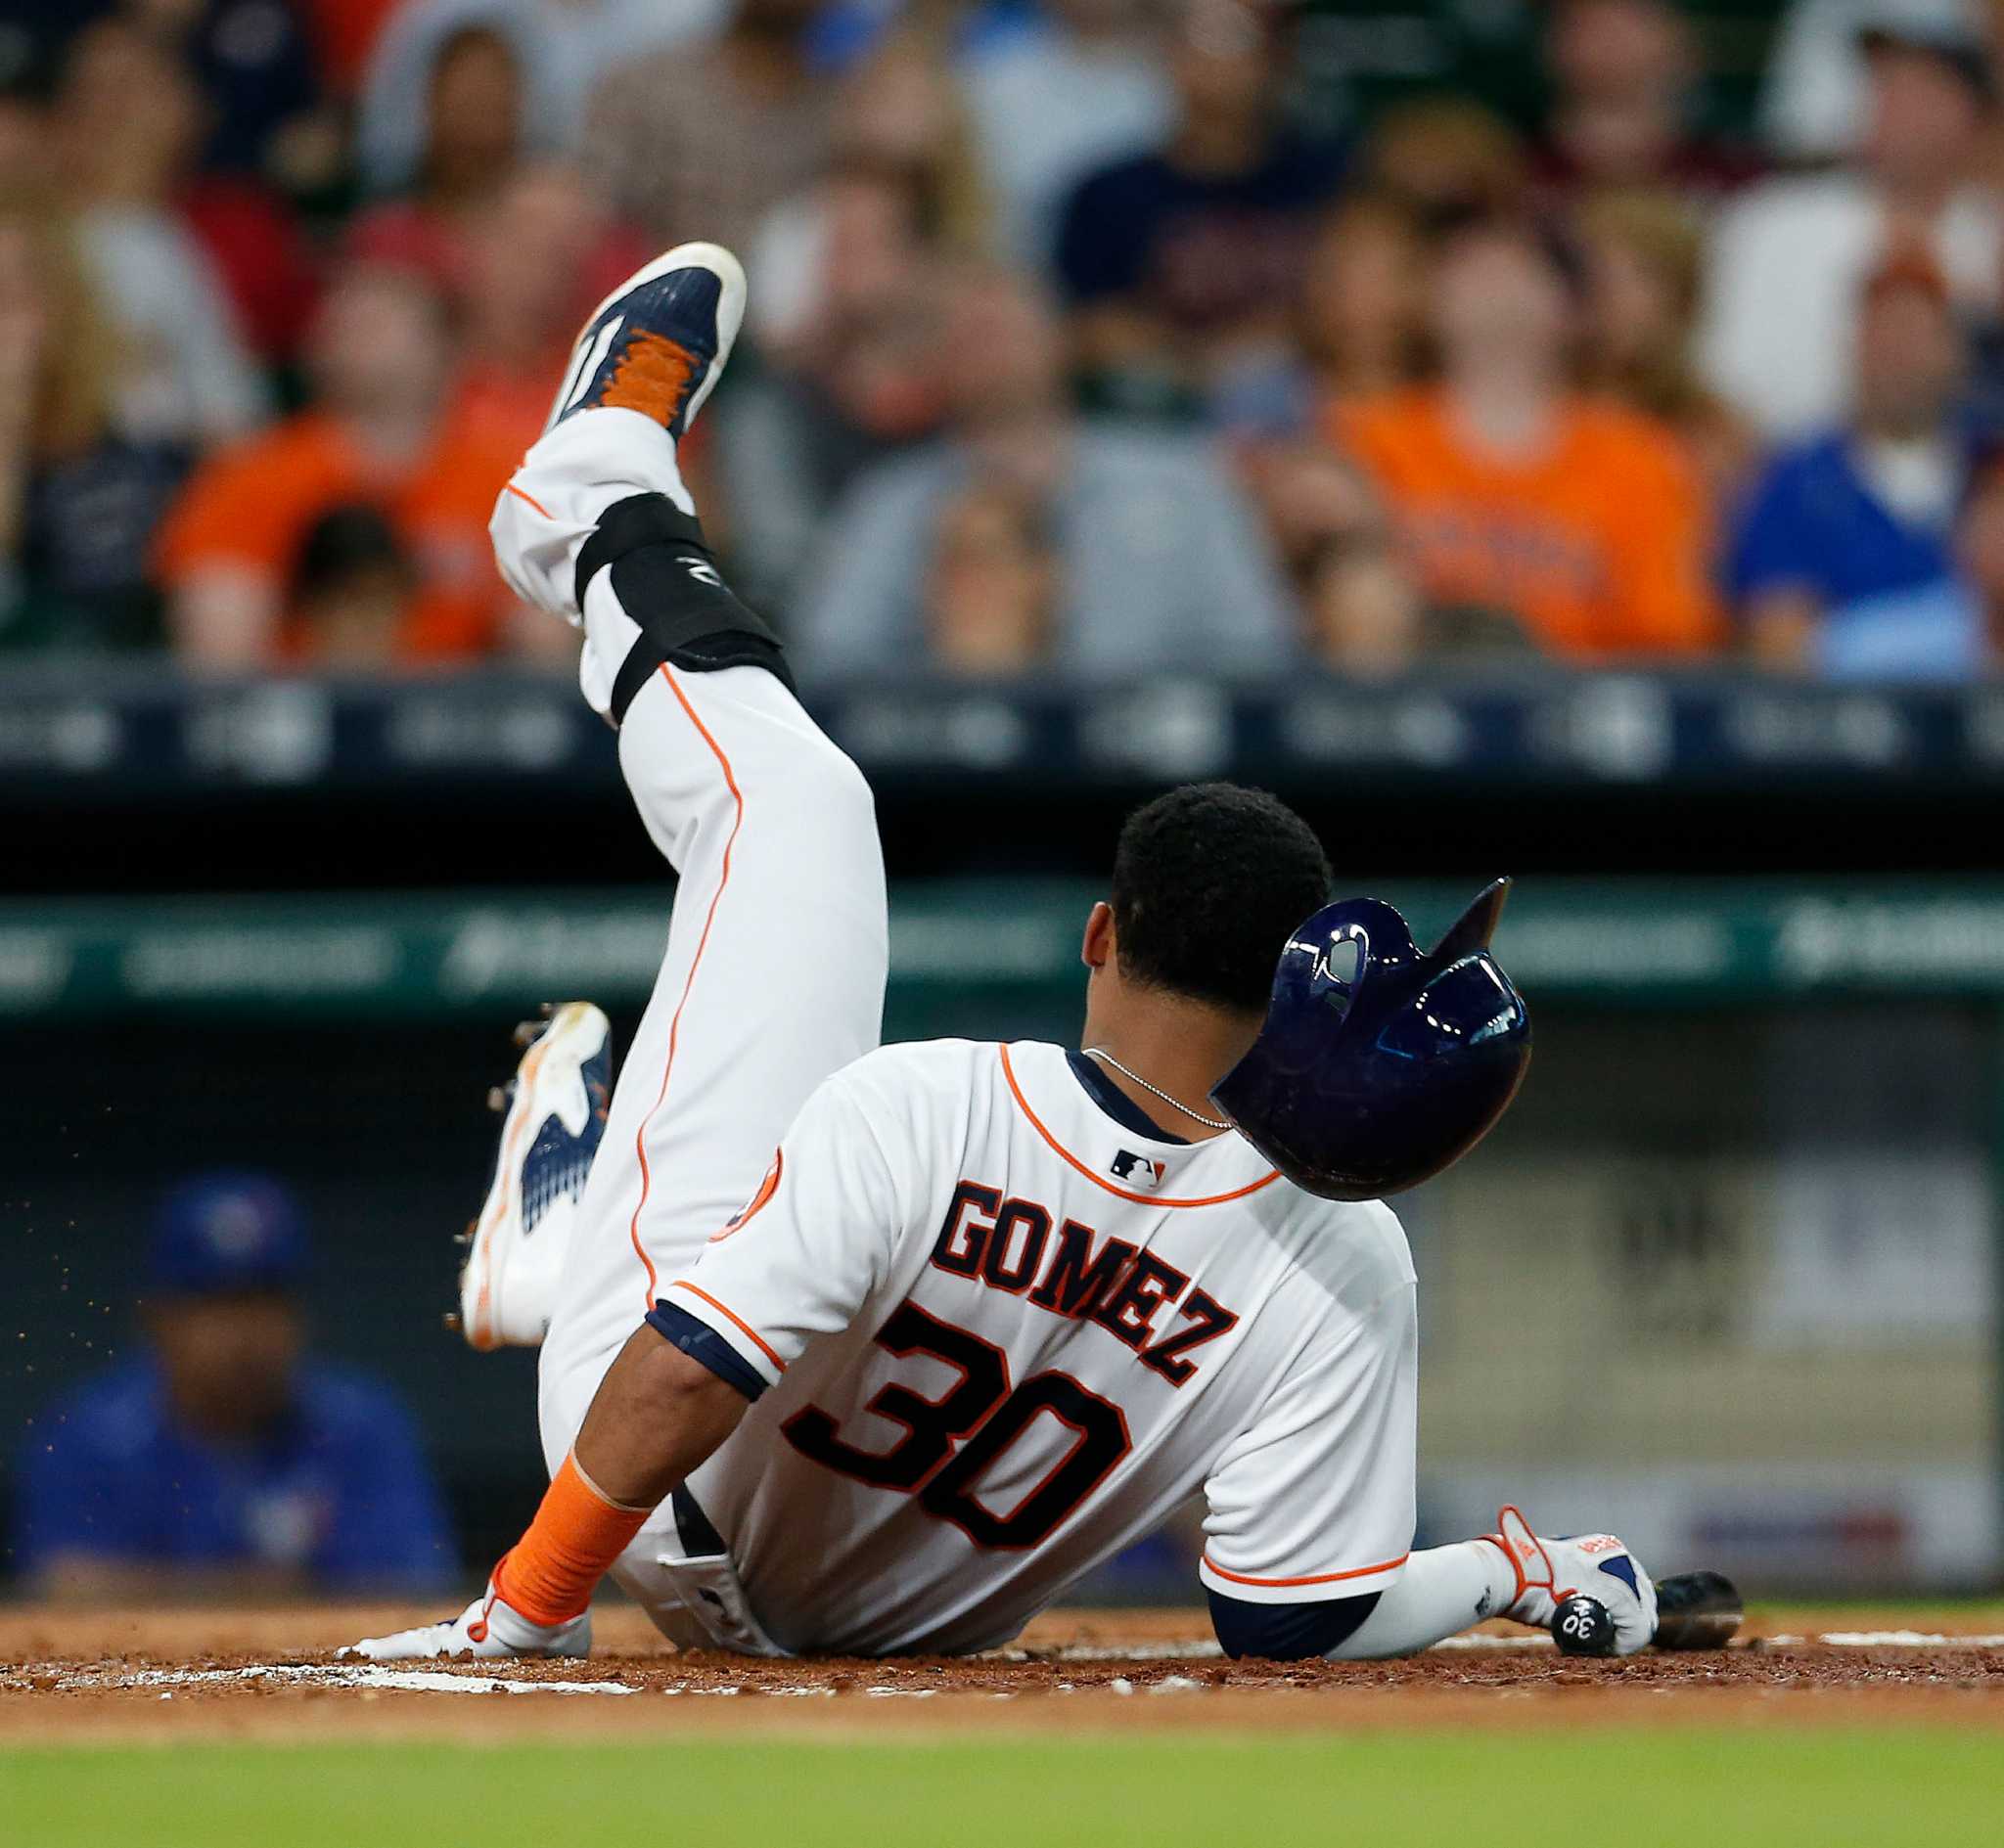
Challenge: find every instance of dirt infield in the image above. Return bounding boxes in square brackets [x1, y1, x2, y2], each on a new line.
[4, 1603, 2003, 1741]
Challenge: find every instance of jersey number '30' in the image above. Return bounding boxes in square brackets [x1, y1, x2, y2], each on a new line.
[781, 1301, 1132, 1550]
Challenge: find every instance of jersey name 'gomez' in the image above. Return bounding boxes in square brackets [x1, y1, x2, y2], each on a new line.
[926, 1179, 1241, 1387]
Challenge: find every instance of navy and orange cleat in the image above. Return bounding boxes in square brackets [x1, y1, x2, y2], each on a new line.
[543, 241, 746, 442]
[493, 239, 778, 717]
[455, 1001, 613, 1351]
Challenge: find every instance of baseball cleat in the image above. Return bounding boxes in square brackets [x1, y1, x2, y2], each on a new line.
[459, 1001, 613, 1351]
[544, 241, 747, 441]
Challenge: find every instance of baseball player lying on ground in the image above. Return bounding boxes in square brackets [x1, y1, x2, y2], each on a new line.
[352, 243, 1658, 1666]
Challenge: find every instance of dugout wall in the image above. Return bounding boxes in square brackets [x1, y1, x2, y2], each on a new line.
[1, 879, 1998, 1595]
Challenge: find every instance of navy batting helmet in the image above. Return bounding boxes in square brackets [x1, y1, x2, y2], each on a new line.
[1209, 879, 1531, 1201]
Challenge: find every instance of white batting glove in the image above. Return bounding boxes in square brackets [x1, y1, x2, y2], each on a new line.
[1485, 1505, 1659, 1656]
[341, 1580, 592, 1662]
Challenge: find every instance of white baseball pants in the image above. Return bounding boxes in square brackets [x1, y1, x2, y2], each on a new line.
[490, 408, 888, 1640]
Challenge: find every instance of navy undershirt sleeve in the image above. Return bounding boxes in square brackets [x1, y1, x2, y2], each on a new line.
[1207, 1589, 1382, 1660]
[645, 1298, 768, 1401]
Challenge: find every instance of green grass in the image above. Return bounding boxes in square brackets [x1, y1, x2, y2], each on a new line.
[6, 1733, 2002, 1848]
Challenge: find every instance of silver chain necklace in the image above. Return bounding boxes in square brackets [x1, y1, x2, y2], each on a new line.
[1082, 1047, 1231, 1132]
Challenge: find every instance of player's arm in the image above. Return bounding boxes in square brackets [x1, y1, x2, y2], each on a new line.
[348, 1065, 909, 1662]
[573, 1329, 751, 1507]
[1200, 1280, 1424, 1661]
[1200, 1276, 1658, 1661]
[1212, 1537, 1519, 1660]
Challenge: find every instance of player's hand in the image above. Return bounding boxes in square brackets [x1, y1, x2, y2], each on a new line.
[340, 1581, 592, 1662]
[1485, 1505, 1659, 1656]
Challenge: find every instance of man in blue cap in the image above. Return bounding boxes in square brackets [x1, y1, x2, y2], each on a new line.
[13, 1172, 453, 1599]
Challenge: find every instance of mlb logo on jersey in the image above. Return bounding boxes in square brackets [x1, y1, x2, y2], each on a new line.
[1109, 1149, 1165, 1189]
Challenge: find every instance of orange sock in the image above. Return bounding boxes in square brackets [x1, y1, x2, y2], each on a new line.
[489, 1452, 653, 1627]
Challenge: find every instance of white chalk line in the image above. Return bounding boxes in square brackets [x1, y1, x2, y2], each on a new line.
[1808, 1631, 2004, 1647]
[1434, 1636, 1554, 1651]
[995, 1642, 1225, 1662]
[8, 1632, 1998, 1702]
[41, 1664, 639, 1697]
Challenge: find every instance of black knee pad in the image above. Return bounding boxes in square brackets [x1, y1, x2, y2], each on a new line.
[574, 493, 795, 725]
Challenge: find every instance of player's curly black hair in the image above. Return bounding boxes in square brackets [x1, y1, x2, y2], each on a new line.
[1109, 783, 1332, 1014]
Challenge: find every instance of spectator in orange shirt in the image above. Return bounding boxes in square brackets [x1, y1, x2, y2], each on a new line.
[1330, 213, 1721, 658]
[157, 259, 530, 668]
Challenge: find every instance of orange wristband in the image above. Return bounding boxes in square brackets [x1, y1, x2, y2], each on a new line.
[490, 1452, 652, 1627]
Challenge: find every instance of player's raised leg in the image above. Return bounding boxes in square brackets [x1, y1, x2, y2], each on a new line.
[351, 246, 884, 1665]
[484, 245, 888, 1462]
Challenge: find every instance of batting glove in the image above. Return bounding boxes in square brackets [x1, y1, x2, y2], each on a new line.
[341, 1581, 592, 1663]
[1485, 1505, 1659, 1656]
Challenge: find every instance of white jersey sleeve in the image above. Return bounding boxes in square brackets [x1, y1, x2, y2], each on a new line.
[1198, 1277, 1418, 1604]
[657, 1057, 913, 1389]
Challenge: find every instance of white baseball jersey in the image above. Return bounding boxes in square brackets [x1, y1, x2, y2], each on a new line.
[662, 1036, 1419, 1656]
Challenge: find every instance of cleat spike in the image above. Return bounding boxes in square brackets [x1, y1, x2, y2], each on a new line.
[441, 1311, 463, 1334]
[463, 998, 613, 1349]
[453, 1230, 473, 1248]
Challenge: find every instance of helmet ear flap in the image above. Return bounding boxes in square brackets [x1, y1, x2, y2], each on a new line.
[1428, 877, 1512, 967]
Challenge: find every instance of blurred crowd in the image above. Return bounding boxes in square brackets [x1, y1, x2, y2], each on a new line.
[7, 0, 2004, 681]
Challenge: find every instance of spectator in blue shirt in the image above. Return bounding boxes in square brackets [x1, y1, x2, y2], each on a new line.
[13, 1172, 454, 1599]
[1728, 250, 1985, 679]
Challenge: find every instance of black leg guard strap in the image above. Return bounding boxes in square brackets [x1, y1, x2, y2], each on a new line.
[575, 493, 795, 726]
